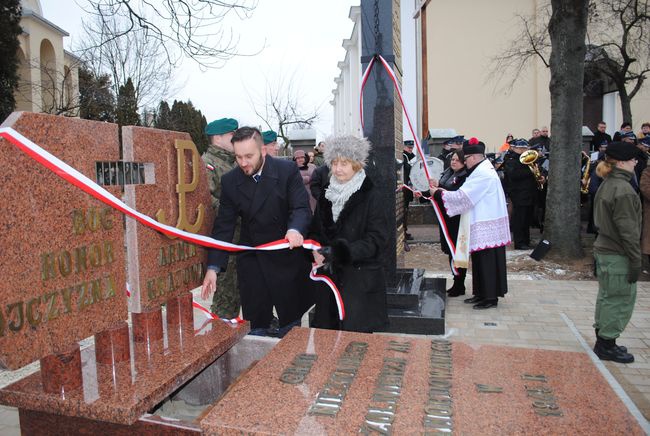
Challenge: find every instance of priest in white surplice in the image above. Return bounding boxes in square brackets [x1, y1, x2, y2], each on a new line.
[430, 138, 511, 309]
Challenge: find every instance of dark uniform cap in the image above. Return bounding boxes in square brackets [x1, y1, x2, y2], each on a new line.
[462, 137, 486, 155]
[262, 130, 278, 144]
[451, 135, 465, 144]
[404, 140, 414, 147]
[443, 139, 452, 146]
[205, 118, 238, 136]
[511, 138, 529, 148]
[622, 131, 637, 140]
[605, 141, 637, 161]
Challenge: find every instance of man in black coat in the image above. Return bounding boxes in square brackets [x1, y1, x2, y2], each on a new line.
[309, 163, 329, 202]
[201, 127, 313, 336]
[504, 139, 539, 250]
[590, 121, 612, 151]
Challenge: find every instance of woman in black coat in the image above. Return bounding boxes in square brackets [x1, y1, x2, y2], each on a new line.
[309, 135, 389, 333]
[433, 149, 468, 296]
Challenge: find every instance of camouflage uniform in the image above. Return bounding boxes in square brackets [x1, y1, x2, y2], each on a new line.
[202, 146, 241, 319]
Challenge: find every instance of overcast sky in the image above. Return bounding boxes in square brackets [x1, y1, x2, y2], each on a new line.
[40, 0, 357, 141]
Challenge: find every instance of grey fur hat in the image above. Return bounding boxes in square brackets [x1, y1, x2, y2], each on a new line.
[323, 135, 371, 166]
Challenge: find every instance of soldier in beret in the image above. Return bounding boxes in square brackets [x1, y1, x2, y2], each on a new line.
[592, 141, 641, 364]
[202, 117, 241, 319]
[262, 130, 279, 157]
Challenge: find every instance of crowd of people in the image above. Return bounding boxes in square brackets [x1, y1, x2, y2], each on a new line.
[420, 121, 647, 364]
[198, 116, 644, 365]
[200, 119, 387, 337]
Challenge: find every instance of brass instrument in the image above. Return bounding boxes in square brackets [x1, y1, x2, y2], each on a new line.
[580, 151, 591, 195]
[519, 149, 545, 190]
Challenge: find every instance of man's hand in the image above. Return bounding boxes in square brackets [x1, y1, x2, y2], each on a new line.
[201, 269, 218, 300]
[414, 191, 423, 198]
[313, 250, 325, 266]
[286, 230, 304, 249]
[628, 265, 641, 284]
[429, 178, 439, 189]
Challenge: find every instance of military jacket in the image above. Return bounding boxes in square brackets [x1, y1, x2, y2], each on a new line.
[202, 147, 236, 212]
[594, 167, 642, 268]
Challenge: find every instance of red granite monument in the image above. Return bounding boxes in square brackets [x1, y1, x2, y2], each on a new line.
[0, 112, 249, 433]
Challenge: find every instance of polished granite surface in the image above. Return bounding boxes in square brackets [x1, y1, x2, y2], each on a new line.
[201, 327, 643, 435]
[385, 268, 446, 334]
[0, 314, 249, 425]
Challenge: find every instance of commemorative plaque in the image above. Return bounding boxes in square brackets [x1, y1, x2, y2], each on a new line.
[201, 328, 644, 435]
[122, 126, 214, 313]
[0, 112, 127, 369]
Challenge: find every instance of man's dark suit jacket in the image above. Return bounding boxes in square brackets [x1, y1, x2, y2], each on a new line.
[207, 156, 313, 328]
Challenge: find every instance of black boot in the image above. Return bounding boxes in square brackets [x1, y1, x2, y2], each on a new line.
[447, 278, 466, 297]
[594, 336, 634, 364]
[595, 329, 627, 353]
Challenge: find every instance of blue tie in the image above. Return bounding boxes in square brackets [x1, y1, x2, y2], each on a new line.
[253, 174, 260, 183]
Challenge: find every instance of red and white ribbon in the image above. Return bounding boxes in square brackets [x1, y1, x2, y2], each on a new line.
[0, 127, 345, 321]
[361, 55, 459, 275]
[309, 264, 345, 321]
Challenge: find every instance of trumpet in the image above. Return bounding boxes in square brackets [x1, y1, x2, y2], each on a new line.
[519, 149, 545, 190]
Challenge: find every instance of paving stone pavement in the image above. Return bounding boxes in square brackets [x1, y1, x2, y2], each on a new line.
[0, 276, 648, 433]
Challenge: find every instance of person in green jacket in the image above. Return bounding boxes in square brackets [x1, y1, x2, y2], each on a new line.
[593, 141, 641, 364]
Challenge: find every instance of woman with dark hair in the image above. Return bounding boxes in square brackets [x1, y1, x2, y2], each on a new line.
[434, 149, 468, 296]
[309, 135, 389, 333]
[592, 142, 641, 364]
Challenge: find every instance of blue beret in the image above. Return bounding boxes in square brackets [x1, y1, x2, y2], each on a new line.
[205, 118, 238, 136]
[262, 130, 278, 144]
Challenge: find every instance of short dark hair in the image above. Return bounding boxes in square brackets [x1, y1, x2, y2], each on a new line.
[598, 121, 606, 125]
[621, 121, 632, 129]
[231, 126, 263, 146]
[642, 122, 650, 129]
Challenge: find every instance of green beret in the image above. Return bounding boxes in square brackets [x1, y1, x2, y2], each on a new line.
[262, 130, 278, 144]
[205, 118, 238, 136]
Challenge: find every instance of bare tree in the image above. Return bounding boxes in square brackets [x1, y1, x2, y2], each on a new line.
[77, 14, 177, 110]
[587, 0, 650, 123]
[250, 71, 320, 148]
[488, 4, 551, 92]
[15, 57, 81, 116]
[490, 0, 650, 124]
[79, 0, 259, 68]
[545, 0, 590, 259]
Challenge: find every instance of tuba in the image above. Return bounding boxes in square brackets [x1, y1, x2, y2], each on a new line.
[519, 149, 545, 190]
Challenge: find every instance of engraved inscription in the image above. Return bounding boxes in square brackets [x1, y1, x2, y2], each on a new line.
[280, 353, 317, 384]
[0, 274, 118, 336]
[309, 341, 368, 416]
[360, 341, 410, 435]
[423, 340, 454, 434]
[523, 375, 563, 417]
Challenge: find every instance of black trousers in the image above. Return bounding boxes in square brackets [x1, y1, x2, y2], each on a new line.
[471, 246, 508, 301]
[512, 203, 533, 246]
